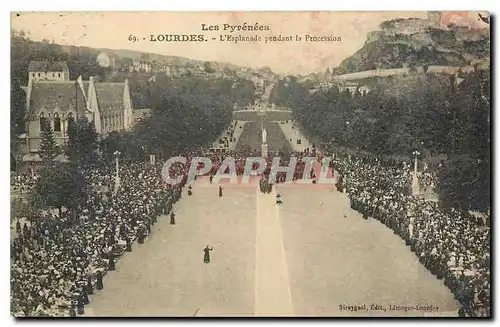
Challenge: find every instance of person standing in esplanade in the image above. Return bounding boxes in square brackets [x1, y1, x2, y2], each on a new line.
[276, 193, 283, 205]
[219, 186, 223, 198]
[203, 245, 214, 263]
[170, 211, 176, 225]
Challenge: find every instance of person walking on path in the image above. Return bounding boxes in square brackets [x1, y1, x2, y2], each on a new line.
[219, 186, 223, 198]
[170, 212, 176, 225]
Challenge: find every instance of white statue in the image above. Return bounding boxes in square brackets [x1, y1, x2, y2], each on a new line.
[262, 129, 268, 144]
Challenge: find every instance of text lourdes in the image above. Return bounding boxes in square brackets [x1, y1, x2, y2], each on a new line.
[201, 23, 270, 33]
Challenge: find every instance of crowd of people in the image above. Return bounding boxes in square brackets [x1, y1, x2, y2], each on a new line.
[211, 121, 241, 152]
[418, 170, 439, 195]
[11, 162, 184, 317]
[200, 146, 323, 183]
[10, 141, 490, 318]
[334, 154, 490, 317]
[11, 171, 39, 195]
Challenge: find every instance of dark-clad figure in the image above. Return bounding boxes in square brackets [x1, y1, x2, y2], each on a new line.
[76, 296, 85, 315]
[203, 245, 214, 263]
[138, 228, 145, 244]
[82, 288, 89, 305]
[86, 276, 93, 295]
[126, 237, 132, 252]
[108, 256, 116, 271]
[219, 186, 223, 198]
[170, 212, 176, 225]
[69, 304, 77, 317]
[209, 175, 214, 184]
[96, 271, 103, 290]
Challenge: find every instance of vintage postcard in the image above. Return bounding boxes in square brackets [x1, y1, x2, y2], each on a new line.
[10, 11, 490, 318]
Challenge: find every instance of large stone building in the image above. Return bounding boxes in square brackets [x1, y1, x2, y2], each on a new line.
[23, 61, 134, 160]
[130, 60, 152, 73]
[28, 61, 70, 84]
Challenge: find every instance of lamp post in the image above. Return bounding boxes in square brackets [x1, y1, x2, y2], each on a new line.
[412, 150, 420, 196]
[481, 95, 490, 132]
[114, 151, 121, 193]
[412, 150, 420, 175]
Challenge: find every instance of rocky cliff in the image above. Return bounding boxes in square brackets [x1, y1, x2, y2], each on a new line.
[335, 17, 490, 74]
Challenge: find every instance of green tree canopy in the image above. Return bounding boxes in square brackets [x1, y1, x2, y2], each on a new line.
[39, 120, 60, 162]
[34, 162, 87, 218]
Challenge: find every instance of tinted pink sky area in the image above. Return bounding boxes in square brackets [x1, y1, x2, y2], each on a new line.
[11, 11, 488, 74]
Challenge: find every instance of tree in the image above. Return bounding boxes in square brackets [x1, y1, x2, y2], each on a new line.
[39, 120, 60, 162]
[130, 75, 234, 158]
[34, 162, 87, 218]
[437, 155, 489, 212]
[66, 117, 98, 166]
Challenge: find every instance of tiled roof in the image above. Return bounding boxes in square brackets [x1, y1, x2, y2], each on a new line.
[28, 81, 89, 119]
[94, 83, 125, 112]
[28, 61, 69, 72]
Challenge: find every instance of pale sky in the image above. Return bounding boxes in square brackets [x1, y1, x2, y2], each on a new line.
[10, 11, 487, 75]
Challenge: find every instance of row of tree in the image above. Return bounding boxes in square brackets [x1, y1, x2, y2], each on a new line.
[123, 73, 255, 109]
[269, 70, 490, 212]
[101, 75, 235, 162]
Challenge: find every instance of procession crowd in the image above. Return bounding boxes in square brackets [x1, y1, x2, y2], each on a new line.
[10, 162, 184, 317]
[334, 155, 490, 317]
[11, 171, 39, 194]
[10, 144, 489, 317]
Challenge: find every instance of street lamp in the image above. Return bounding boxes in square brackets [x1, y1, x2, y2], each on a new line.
[481, 95, 490, 128]
[114, 151, 121, 192]
[412, 150, 420, 175]
[411, 150, 420, 197]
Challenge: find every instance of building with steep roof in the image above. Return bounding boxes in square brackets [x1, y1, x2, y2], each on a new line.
[28, 61, 70, 84]
[23, 73, 134, 160]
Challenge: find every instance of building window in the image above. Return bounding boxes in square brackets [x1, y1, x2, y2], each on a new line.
[39, 113, 47, 131]
[37, 73, 40, 77]
[58, 73, 61, 78]
[66, 112, 74, 130]
[32, 73, 35, 77]
[54, 113, 61, 132]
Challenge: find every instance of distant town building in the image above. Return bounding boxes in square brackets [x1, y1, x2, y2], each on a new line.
[152, 63, 171, 74]
[28, 61, 70, 84]
[131, 60, 152, 73]
[338, 82, 370, 95]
